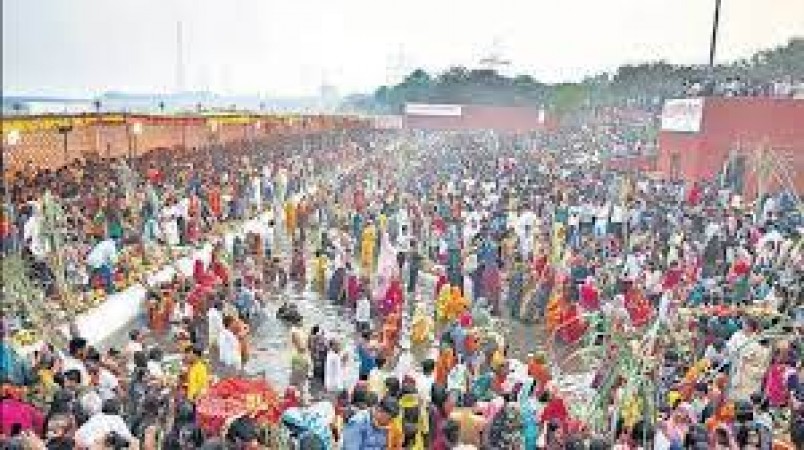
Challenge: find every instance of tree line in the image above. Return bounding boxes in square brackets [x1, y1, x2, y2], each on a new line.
[344, 38, 803, 115]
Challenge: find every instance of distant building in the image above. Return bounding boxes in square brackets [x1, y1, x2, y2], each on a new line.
[2, 98, 94, 115]
[319, 85, 340, 112]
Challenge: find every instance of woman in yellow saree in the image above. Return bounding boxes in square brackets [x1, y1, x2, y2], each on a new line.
[360, 222, 377, 276]
[284, 199, 296, 239]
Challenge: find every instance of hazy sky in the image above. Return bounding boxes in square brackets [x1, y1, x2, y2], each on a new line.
[3, 0, 803, 97]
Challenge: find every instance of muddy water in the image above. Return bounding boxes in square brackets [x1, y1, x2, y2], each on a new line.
[242, 273, 553, 389]
[244, 289, 357, 387]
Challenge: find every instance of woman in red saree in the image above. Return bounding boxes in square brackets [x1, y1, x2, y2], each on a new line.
[579, 276, 600, 312]
[558, 302, 587, 345]
[434, 268, 449, 302]
[193, 259, 217, 286]
[482, 262, 502, 316]
[381, 275, 403, 316]
[373, 231, 400, 314]
[764, 351, 793, 407]
[346, 268, 363, 309]
[623, 284, 653, 328]
[186, 260, 218, 314]
[289, 245, 306, 285]
[208, 186, 222, 222]
[186, 194, 202, 245]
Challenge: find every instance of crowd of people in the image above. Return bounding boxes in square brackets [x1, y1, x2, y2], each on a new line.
[1, 110, 803, 450]
[684, 76, 804, 99]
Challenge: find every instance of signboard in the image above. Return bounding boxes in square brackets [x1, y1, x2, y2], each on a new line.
[373, 115, 404, 129]
[131, 122, 143, 135]
[661, 98, 704, 132]
[538, 109, 546, 124]
[404, 103, 463, 117]
[6, 129, 20, 146]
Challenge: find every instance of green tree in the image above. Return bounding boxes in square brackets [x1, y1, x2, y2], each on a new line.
[550, 83, 587, 114]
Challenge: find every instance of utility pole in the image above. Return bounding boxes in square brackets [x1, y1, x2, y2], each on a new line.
[708, 0, 722, 67]
[176, 21, 186, 93]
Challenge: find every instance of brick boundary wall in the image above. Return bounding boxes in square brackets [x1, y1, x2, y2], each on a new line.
[2, 114, 366, 176]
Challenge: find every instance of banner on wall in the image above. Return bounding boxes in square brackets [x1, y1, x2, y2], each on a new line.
[6, 130, 20, 146]
[0, 115, 213, 134]
[1, 115, 127, 133]
[661, 98, 704, 132]
[405, 103, 463, 117]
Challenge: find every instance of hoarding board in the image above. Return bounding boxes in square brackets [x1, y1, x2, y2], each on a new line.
[661, 98, 704, 132]
[404, 103, 463, 117]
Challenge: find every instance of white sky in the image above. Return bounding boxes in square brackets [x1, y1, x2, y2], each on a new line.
[3, 0, 803, 97]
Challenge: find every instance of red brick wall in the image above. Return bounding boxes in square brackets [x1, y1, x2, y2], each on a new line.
[2, 115, 364, 175]
[657, 97, 804, 197]
[404, 105, 551, 133]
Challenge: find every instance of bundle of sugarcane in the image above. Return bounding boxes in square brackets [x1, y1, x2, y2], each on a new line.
[115, 160, 140, 204]
[2, 255, 48, 347]
[39, 192, 87, 322]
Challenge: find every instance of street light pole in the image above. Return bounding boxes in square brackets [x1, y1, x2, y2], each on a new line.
[93, 100, 102, 158]
[125, 115, 133, 162]
[131, 122, 142, 162]
[57, 125, 73, 167]
[708, 0, 722, 67]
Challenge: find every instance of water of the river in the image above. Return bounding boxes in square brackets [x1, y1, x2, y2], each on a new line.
[242, 273, 551, 390]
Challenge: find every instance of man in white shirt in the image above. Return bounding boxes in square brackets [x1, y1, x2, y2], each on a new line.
[86, 238, 118, 293]
[517, 209, 537, 238]
[218, 316, 242, 374]
[160, 200, 182, 246]
[416, 359, 436, 403]
[171, 292, 193, 321]
[324, 341, 345, 393]
[463, 209, 481, 248]
[123, 330, 144, 360]
[207, 303, 224, 352]
[579, 201, 595, 237]
[394, 340, 415, 381]
[506, 209, 519, 234]
[74, 398, 135, 448]
[594, 203, 610, 238]
[761, 196, 777, 223]
[356, 294, 371, 333]
[95, 366, 120, 402]
[610, 204, 625, 239]
[397, 207, 411, 244]
[62, 337, 90, 386]
[251, 173, 262, 214]
[147, 347, 166, 380]
[726, 320, 754, 359]
[22, 201, 47, 260]
[86, 238, 118, 269]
